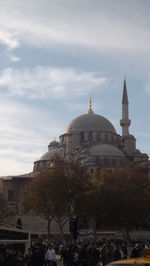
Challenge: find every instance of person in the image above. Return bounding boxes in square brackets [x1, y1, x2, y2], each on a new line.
[31, 244, 44, 266]
[79, 244, 89, 266]
[45, 244, 57, 266]
[130, 243, 142, 258]
[121, 243, 128, 259]
[0, 253, 5, 266]
[65, 244, 75, 266]
[100, 244, 113, 266]
[11, 252, 25, 266]
[89, 244, 100, 266]
[60, 245, 68, 266]
[24, 248, 32, 266]
[111, 243, 122, 261]
[73, 245, 80, 266]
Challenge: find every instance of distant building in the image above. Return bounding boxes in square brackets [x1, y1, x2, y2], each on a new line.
[0, 79, 149, 233]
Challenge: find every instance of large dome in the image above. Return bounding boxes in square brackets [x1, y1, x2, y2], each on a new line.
[66, 113, 116, 134]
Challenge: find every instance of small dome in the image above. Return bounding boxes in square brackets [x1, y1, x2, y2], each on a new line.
[38, 148, 62, 161]
[48, 140, 60, 150]
[66, 113, 116, 134]
[90, 144, 125, 157]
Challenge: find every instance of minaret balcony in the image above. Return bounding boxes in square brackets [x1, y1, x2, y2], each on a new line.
[120, 119, 131, 127]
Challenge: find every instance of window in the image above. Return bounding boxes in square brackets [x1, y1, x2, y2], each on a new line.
[88, 132, 92, 141]
[90, 169, 94, 174]
[100, 158, 104, 166]
[80, 132, 84, 141]
[96, 134, 100, 142]
[104, 158, 109, 166]
[120, 159, 124, 167]
[111, 135, 114, 143]
[112, 158, 116, 167]
[96, 156, 99, 165]
[8, 190, 14, 201]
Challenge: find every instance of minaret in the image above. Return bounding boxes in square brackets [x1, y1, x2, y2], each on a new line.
[120, 78, 131, 136]
[120, 78, 136, 156]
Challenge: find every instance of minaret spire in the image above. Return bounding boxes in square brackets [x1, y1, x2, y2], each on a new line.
[87, 97, 94, 114]
[122, 77, 129, 104]
[120, 77, 131, 136]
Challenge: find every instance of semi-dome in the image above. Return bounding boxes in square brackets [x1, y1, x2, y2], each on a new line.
[90, 144, 125, 157]
[33, 146, 63, 172]
[38, 148, 62, 161]
[66, 113, 116, 134]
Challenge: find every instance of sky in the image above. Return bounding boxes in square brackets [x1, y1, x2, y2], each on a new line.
[0, 0, 150, 176]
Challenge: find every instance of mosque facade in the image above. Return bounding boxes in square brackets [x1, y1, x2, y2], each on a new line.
[0, 79, 150, 233]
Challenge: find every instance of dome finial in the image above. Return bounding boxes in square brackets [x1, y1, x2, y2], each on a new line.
[87, 97, 94, 114]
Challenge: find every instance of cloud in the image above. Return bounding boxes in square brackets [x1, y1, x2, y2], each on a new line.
[0, 98, 64, 175]
[0, 157, 31, 176]
[0, 29, 19, 50]
[145, 81, 150, 94]
[0, 0, 150, 54]
[0, 0, 149, 176]
[6, 54, 20, 62]
[0, 67, 107, 99]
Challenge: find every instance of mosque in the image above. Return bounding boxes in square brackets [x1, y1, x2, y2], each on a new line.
[0, 79, 150, 234]
[34, 79, 150, 174]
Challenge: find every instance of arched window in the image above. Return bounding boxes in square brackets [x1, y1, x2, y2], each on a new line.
[112, 158, 116, 167]
[88, 132, 92, 141]
[80, 132, 84, 141]
[90, 168, 94, 174]
[77, 216, 88, 229]
[104, 158, 109, 166]
[96, 133, 100, 142]
[111, 134, 114, 143]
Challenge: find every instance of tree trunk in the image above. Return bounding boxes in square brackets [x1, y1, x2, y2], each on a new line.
[57, 218, 65, 242]
[93, 219, 97, 242]
[47, 218, 52, 240]
[122, 227, 130, 243]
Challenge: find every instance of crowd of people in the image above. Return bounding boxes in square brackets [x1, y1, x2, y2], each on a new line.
[0, 238, 149, 266]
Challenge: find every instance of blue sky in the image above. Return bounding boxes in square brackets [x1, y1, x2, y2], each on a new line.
[0, 0, 150, 175]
